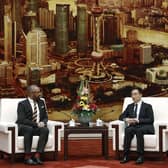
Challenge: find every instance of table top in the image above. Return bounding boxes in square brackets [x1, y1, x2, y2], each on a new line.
[64, 123, 108, 130]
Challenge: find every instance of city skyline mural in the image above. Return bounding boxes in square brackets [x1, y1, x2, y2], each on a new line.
[0, 0, 168, 122]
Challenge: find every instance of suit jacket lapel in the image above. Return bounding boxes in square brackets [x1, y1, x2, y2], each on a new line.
[37, 100, 44, 120]
[37, 100, 42, 110]
[24, 99, 33, 120]
[139, 101, 144, 119]
[130, 103, 134, 116]
[26, 98, 33, 114]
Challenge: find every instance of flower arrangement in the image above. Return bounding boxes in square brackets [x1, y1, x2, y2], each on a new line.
[72, 95, 98, 118]
[72, 78, 98, 123]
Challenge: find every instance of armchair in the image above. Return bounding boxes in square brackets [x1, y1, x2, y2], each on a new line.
[0, 98, 64, 162]
[109, 97, 168, 159]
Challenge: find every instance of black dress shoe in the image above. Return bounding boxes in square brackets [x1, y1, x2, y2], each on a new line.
[24, 158, 37, 165]
[135, 156, 144, 164]
[33, 157, 43, 165]
[120, 156, 129, 164]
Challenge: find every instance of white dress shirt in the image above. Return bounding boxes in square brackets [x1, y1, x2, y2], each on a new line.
[28, 97, 40, 123]
[134, 100, 142, 120]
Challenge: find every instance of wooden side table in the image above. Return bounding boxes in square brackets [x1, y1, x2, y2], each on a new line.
[64, 125, 109, 160]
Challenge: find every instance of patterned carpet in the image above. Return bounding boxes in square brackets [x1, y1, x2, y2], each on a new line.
[0, 139, 167, 168]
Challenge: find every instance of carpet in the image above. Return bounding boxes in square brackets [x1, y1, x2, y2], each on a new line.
[0, 139, 167, 168]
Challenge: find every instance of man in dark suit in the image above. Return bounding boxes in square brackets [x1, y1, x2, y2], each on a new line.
[119, 87, 154, 164]
[16, 85, 49, 165]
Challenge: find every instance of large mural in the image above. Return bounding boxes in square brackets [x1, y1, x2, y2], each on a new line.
[0, 0, 168, 122]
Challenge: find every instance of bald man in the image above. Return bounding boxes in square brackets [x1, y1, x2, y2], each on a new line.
[16, 85, 49, 165]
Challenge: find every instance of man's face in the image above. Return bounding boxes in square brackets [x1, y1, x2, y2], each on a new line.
[131, 89, 142, 103]
[31, 87, 41, 101]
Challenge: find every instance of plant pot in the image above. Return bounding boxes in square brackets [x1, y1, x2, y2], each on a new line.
[78, 115, 92, 127]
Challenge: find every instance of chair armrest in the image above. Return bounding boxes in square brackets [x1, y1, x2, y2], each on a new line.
[47, 120, 64, 153]
[0, 122, 18, 134]
[0, 122, 18, 155]
[154, 121, 168, 134]
[109, 120, 125, 158]
[47, 120, 64, 131]
[109, 120, 125, 133]
[153, 121, 167, 152]
[109, 120, 125, 127]
[159, 124, 168, 152]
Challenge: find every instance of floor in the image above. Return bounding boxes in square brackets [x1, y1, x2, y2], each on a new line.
[0, 139, 167, 168]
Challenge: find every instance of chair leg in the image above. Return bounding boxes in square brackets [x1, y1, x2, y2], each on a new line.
[160, 152, 166, 161]
[0, 152, 4, 159]
[11, 154, 15, 163]
[115, 151, 121, 160]
[54, 151, 58, 161]
[52, 152, 56, 161]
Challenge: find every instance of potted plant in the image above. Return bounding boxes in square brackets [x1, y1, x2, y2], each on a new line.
[72, 78, 98, 126]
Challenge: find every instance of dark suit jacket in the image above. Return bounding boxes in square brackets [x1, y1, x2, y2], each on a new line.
[16, 98, 48, 128]
[119, 101, 154, 133]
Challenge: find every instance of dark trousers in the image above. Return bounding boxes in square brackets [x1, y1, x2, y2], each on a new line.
[18, 125, 49, 154]
[123, 125, 154, 156]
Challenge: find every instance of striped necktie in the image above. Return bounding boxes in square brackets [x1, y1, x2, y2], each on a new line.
[32, 101, 37, 122]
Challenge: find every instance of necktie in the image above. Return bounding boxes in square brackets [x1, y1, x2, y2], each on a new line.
[133, 103, 138, 118]
[32, 101, 37, 122]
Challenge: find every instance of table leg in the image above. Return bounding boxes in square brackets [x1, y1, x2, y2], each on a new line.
[102, 133, 105, 156]
[64, 132, 68, 160]
[54, 127, 58, 160]
[104, 130, 109, 160]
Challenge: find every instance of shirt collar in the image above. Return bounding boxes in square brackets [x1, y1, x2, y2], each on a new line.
[28, 97, 35, 103]
[134, 100, 142, 106]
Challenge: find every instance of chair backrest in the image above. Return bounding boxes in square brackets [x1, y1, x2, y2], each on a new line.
[0, 98, 25, 122]
[122, 97, 168, 122]
[0, 98, 47, 123]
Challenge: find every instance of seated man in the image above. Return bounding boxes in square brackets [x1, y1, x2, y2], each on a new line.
[119, 87, 154, 164]
[16, 85, 49, 165]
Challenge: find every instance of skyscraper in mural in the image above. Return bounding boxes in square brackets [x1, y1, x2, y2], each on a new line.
[26, 27, 48, 66]
[55, 4, 69, 55]
[77, 4, 88, 56]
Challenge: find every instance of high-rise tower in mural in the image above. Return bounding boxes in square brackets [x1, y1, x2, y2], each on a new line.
[55, 4, 69, 55]
[77, 4, 88, 56]
[26, 27, 48, 66]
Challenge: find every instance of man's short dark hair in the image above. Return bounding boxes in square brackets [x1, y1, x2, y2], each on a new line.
[27, 85, 40, 93]
[131, 87, 143, 94]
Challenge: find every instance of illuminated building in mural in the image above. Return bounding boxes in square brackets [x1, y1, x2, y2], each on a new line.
[26, 27, 48, 66]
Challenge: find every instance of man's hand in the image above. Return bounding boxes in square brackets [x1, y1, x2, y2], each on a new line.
[134, 118, 139, 123]
[125, 118, 139, 124]
[38, 122, 45, 128]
